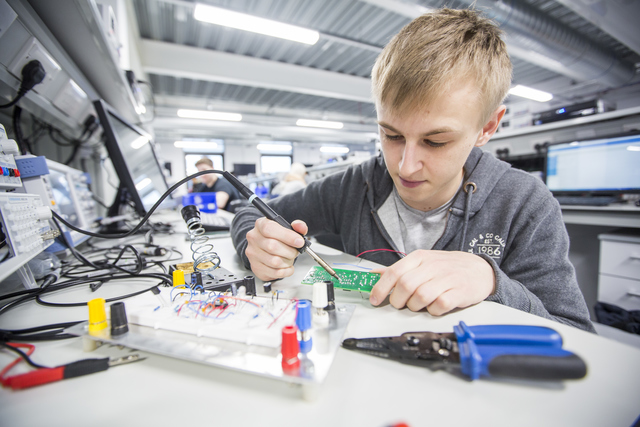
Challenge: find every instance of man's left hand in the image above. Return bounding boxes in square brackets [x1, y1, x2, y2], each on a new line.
[369, 250, 496, 315]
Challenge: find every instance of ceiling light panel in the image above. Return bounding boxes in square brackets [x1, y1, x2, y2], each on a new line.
[194, 4, 319, 45]
[177, 109, 242, 121]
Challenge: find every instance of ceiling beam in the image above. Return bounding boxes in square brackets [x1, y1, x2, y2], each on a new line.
[359, 0, 430, 18]
[152, 117, 378, 143]
[140, 39, 372, 103]
[154, 95, 377, 123]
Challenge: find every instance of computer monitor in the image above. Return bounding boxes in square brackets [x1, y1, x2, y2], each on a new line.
[545, 133, 640, 195]
[233, 163, 256, 176]
[93, 99, 172, 217]
[46, 160, 99, 244]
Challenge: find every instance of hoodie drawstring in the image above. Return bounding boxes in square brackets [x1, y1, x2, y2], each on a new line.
[459, 181, 477, 251]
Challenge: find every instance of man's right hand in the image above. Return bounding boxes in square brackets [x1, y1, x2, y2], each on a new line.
[244, 217, 308, 281]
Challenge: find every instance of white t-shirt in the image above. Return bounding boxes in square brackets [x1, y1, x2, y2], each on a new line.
[378, 182, 461, 254]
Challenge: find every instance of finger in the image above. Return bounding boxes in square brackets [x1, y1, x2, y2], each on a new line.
[370, 267, 387, 275]
[369, 255, 423, 306]
[290, 220, 308, 237]
[246, 226, 299, 262]
[255, 218, 305, 250]
[426, 288, 464, 316]
[245, 238, 297, 269]
[389, 268, 436, 310]
[251, 263, 295, 282]
[404, 280, 448, 312]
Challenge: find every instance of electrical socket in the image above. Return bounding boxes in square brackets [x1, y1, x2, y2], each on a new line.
[8, 37, 63, 98]
[52, 78, 90, 122]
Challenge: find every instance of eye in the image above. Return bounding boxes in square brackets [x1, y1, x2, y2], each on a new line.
[424, 140, 446, 148]
[382, 133, 403, 141]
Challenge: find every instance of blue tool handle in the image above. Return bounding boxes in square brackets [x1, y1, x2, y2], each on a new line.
[454, 321, 563, 347]
[458, 341, 587, 380]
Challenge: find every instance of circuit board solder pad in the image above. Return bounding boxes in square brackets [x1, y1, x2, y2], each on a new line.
[301, 266, 380, 292]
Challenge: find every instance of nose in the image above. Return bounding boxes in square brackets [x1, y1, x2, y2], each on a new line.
[398, 140, 423, 177]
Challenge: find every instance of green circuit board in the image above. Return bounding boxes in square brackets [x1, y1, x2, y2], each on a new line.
[301, 266, 381, 293]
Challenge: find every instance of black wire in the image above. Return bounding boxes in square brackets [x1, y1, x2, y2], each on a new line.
[51, 216, 101, 270]
[0, 322, 82, 342]
[51, 169, 224, 239]
[1, 321, 82, 336]
[12, 106, 31, 154]
[0, 343, 49, 369]
[0, 94, 25, 109]
[36, 280, 167, 308]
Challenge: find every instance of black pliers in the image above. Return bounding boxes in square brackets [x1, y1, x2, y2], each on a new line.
[342, 321, 587, 381]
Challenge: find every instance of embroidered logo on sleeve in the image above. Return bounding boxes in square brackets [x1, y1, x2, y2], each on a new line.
[468, 233, 505, 260]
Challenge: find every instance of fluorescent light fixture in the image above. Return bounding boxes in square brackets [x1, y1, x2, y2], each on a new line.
[627, 145, 640, 152]
[69, 80, 87, 100]
[131, 136, 150, 149]
[177, 109, 242, 121]
[135, 178, 152, 191]
[174, 141, 219, 150]
[194, 4, 319, 45]
[508, 85, 553, 102]
[296, 119, 344, 129]
[320, 146, 349, 154]
[257, 143, 292, 152]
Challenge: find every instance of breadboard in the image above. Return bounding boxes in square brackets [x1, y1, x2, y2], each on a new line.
[125, 287, 295, 347]
[301, 266, 380, 293]
[67, 291, 357, 386]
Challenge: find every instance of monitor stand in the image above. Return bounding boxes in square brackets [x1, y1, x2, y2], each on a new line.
[100, 185, 134, 234]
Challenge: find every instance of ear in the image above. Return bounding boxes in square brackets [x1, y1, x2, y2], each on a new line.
[475, 105, 506, 148]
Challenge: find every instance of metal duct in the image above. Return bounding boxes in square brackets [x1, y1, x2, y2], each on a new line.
[455, 0, 636, 88]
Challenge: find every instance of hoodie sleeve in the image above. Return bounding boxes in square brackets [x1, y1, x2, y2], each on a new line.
[484, 192, 595, 332]
[230, 165, 360, 270]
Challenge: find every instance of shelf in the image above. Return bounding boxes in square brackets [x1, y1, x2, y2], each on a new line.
[493, 106, 640, 140]
[25, 0, 140, 124]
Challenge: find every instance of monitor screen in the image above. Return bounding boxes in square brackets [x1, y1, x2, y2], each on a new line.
[48, 168, 80, 227]
[545, 133, 640, 194]
[233, 163, 256, 176]
[94, 100, 172, 216]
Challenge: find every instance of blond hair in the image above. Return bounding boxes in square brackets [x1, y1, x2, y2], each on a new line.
[371, 8, 512, 126]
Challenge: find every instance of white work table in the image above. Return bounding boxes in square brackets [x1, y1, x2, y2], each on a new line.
[0, 212, 639, 427]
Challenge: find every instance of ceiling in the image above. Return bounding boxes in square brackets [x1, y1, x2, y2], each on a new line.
[128, 0, 640, 147]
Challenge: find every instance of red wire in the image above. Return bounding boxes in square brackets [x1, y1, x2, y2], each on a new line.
[0, 343, 36, 386]
[356, 248, 406, 258]
[267, 299, 297, 329]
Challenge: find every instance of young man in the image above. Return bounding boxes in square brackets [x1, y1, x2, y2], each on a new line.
[230, 8, 594, 332]
[192, 157, 240, 211]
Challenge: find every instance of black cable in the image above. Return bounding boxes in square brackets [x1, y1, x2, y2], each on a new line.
[1, 321, 82, 336]
[64, 115, 99, 165]
[12, 106, 32, 154]
[36, 281, 167, 308]
[0, 343, 48, 369]
[51, 216, 101, 270]
[0, 322, 82, 342]
[51, 169, 224, 239]
[0, 60, 46, 109]
[0, 271, 170, 319]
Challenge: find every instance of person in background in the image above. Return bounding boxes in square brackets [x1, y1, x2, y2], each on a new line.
[192, 157, 241, 211]
[271, 162, 307, 197]
[230, 8, 594, 332]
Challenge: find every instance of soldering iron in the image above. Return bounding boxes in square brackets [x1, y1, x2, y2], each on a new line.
[223, 171, 340, 282]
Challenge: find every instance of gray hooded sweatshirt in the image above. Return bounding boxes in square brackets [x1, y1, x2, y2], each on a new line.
[231, 147, 595, 332]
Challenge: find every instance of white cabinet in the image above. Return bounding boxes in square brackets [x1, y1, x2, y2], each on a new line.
[598, 233, 640, 311]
